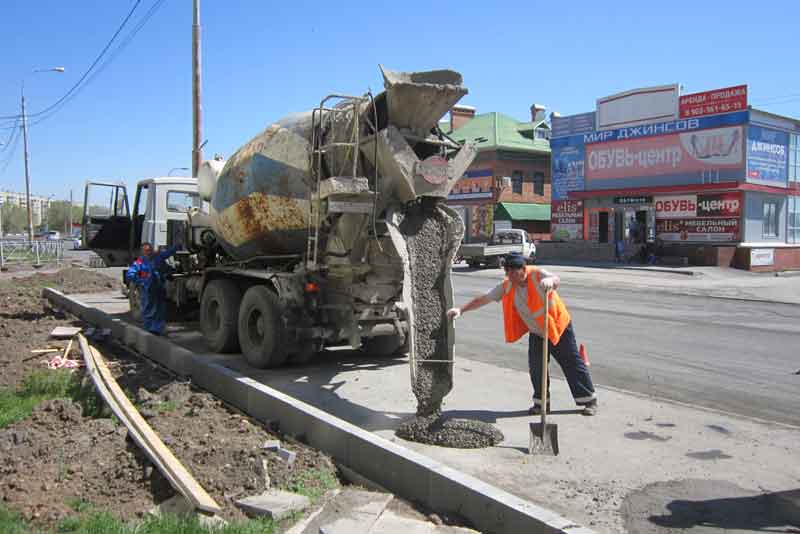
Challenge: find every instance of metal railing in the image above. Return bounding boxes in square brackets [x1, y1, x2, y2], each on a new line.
[0, 239, 64, 270]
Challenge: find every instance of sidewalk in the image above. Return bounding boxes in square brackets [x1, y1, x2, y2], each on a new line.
[453, 262, 800, 306]
[69, 291, 800, 533]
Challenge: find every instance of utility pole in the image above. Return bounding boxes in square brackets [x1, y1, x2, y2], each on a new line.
[21, 87, 34, 242]
[192, 0, 203, 177]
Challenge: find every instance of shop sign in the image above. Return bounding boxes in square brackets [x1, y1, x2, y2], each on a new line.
[551, 200, 584, 240]
[551, 141, 585, 200]
[582, 110, 748, 145]
[586, 126, 744, 183]
[655, 194, 697, 218]
[679, 85, 747, 119]
[656, 218, 739, 242]
[750, 248, 774, 266]
[696, 192, 741, 217]
[614, 196, 652, 205]
[551, 112, 596, 138]
[746, 125, 789, 185]
[449, 169, 493, 200]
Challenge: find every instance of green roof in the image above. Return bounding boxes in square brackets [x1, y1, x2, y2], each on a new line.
[448, 112, 551, 154]
[495, 202, 551, 221]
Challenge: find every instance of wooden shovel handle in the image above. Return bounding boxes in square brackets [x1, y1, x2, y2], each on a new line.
[541, 289, 549, 426]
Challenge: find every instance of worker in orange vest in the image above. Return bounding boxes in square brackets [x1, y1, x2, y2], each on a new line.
[447, 253, 597, 416]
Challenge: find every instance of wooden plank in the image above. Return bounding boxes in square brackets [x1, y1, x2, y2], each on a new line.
[76, 334, 221, 514]
[29, 348, 60, 354]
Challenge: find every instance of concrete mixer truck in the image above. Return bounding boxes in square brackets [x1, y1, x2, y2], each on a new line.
[83, 66, 476, 410]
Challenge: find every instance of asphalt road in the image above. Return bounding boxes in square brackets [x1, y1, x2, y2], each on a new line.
[451, 271, 800, 427]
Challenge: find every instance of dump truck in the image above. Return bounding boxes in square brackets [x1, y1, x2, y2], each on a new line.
[83, 66, 477, 399]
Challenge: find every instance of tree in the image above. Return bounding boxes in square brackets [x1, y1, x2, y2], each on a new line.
[0, 204, 29, 235]
[46, 201, 83, 234]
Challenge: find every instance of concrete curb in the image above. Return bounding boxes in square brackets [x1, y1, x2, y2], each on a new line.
[43, 288, 595, 534]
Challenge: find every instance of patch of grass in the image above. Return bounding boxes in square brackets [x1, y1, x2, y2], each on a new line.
[57, 510, 128, 533]
[57, 511, 279, 534]
[0, 505, 30, 534]
[287, 467, 339, 500]
[153, 401, 178, 413]
[0, 369, 109, 429]
[65, 497, 93, 514]
[0, 369, 76, 429]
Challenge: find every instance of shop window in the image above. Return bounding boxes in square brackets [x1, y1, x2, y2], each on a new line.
[790, 134, 800, 183]
[763, 199, 779, 238]
[533, 172, 545, 196]
[789, 197, 800, 244]
[511, 170, 523, 194]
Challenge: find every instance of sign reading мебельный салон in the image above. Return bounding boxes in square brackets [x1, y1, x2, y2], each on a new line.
[551, 200, 584, 240]
[746, 125, 789, 185]
[654, 192, 742, 242]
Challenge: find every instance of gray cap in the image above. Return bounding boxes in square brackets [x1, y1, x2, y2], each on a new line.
[504, 253, 525, 269]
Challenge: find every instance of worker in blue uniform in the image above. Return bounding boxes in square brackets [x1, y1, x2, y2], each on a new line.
[126, 242, 177, 335]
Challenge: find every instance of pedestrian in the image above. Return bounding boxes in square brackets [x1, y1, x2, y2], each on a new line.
[125, 242, 177, 336]
[446, 253, 597, 415]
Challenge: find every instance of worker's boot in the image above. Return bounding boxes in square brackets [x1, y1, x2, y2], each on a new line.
[528, 403, 550, 416]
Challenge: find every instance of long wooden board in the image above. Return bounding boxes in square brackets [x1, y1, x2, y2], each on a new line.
[77, 334, 221, 514]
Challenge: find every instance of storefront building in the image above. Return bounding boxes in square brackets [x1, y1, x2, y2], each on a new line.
[549, 84, 800, 271]
[444, 105, 552, 243]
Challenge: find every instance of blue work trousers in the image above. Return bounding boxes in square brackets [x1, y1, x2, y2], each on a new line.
[527, 322, 596, 406]
[141, 284, 167, 335]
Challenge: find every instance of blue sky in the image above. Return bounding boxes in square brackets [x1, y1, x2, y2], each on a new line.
[1, 0, 798, 200]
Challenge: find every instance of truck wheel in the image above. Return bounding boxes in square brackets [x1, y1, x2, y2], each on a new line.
[361, 335, 407, 358]
[128, 283, 142, 322]
[200, 279, 241, 353]
[238, 286, 288, 368]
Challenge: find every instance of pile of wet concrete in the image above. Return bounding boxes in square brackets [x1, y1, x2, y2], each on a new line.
[396, 202, 503, 449]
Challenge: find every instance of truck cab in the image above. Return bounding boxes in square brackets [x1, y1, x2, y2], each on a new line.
[82, 178, 200, 267]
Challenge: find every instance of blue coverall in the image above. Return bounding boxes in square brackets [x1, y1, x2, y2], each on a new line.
[125, 247, 177, 335]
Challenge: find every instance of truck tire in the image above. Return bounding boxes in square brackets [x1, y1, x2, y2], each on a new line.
[128, 283, 142, 323]
[238, 285, 288, 369]
[361, 334, 407, 358]
[200, 279, 241, 353]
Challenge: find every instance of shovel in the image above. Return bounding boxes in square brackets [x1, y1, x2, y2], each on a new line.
[529, 289, 559, 455]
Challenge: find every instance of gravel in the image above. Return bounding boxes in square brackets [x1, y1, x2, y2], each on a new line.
[396, 414, 504, 449]
[400, 201, 452, 417]
[397, 201, 503, 449]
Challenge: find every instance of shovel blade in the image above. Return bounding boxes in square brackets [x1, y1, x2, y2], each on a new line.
[529, 422, 559, 456]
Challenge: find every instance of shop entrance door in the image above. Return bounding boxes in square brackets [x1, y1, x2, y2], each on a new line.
[635, 210, 647, 244]
[598, 212, 609, 243]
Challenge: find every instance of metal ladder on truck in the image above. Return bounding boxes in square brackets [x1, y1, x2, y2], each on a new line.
[306, 94, 377, 270]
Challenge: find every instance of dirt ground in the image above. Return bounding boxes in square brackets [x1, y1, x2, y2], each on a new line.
[0, 269, 338, 531]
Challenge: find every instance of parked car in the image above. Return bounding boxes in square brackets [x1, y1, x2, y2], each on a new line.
[458, 229, 536, 268]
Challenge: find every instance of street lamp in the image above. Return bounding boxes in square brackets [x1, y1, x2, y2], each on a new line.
[168, 167, 190, 176]
[22, 66, 65, 242]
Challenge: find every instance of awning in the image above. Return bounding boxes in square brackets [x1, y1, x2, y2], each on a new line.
[494, 202, 551, 221]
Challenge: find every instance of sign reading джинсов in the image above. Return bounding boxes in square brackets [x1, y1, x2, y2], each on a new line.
[746, 125, 789, 185]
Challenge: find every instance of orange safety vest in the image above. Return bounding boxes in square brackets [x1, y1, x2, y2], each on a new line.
[502, 266, 571, 345]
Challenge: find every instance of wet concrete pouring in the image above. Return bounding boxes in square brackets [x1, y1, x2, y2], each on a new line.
[395, 201, 503, 449]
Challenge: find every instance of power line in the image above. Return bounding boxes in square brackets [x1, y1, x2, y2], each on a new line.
[0, 119, 19, 154]
[0, 125, 22, 174]
[0, 0, 142, 121]
[30, 0, 167, 128]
